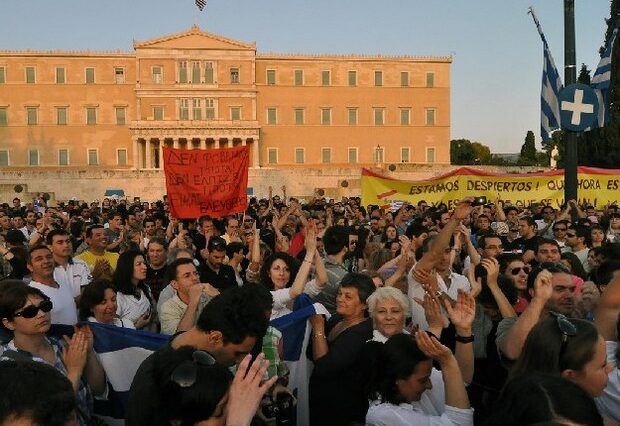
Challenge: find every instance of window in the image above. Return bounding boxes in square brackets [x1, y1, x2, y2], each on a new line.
[400, 71, 409, 87]
[192, 99, 202, 120]
[117, 149, 128, 166]
[86, 107, 97, 125]
[153, 106, 164, 121]
[25, 66, 35, 84]
[348, 70, 357, 86]
[374, 108, 384, 126]
[152, 66, 163, 84]
[28, 149, 39, 166]
[0, 66, 5, 83]
[56, 107, 67, 125]
[115, 107, 126, 125]
[400, 108, 410, 125]
[321, 70, 330, 86]
[179, 61, 188, 83]
[230, 68, 240, 84]
[230, 107, 241, 121]
[58, 149, 69, 166]
[26, 107, 38, 125]
[321, 148, 331, 164]
[0, 108, 7, 126]
[205, 98, 215, 119]
[426, 147, 436, 163]
[348, 147, 358, 164]
[0, 150, 8, 166]
[321, 108, 331, 125]
[374, 70, 383, 86]
[375, 147, 385, 163]
[294, 108, 304, 125]
[55, 67, 65, 84]
[268, 148, 278, 164]
[266, 69, 276, 85]
[267, 108, 277, 125]
[204, 62, 214, 84]
[348, 108, 358, 125]
[294, 69, 303, 86]
[400, 147, 410, 163]
[87, 149, 98, 166]
[179, 99, 189, 120]
[85, 67, 95, 84]
[295, 148, 305, 164]
[114, 67, 125, 84]
[425, 108, 436, 126]
[190, 62, 200, 84]
[426, 72, 435, 88]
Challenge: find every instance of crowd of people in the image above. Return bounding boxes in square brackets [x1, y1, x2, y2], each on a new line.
[1, 188, 620, 425]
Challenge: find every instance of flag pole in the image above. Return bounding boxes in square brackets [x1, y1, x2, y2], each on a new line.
[563, 1, 578, 210]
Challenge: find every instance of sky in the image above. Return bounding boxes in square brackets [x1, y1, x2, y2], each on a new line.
[0, 0, 611, 154]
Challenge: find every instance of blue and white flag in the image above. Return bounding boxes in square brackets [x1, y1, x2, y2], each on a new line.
[90, 323, 168, 424]
[588, 19, 620, 130]
[270, 294, 330, 426]
[530, 9, 564, 143]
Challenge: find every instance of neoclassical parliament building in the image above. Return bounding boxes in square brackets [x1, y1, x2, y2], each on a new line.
[0, 25, 451, 171]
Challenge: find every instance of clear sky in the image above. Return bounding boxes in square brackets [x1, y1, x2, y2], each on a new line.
[0, 0, 610, 153]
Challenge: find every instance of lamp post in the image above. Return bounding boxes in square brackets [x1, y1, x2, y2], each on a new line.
[563, 0, 578, 204]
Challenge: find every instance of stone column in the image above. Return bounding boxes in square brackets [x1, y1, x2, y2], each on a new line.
[145, 139, 152, 169]
[173, 138, 179, 149]
[133, 137, 140, 170]
[226, 138, 232, 148]
[252, 138, 260, 168]
[200, 138, 207, 150]
[157, 139, 164, 169]
[241, 139, 246, 147]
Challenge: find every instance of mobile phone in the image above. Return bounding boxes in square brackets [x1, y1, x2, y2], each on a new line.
[471, 196, 487, 207]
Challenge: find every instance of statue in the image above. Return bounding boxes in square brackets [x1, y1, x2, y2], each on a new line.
[550, 145, 559, 169]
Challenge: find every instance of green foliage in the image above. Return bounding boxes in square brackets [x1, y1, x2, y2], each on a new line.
[519, 130, 537, 162]
[450, 139, 492, 165]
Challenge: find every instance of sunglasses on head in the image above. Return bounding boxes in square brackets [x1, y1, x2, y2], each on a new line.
[170, 350, 217, 388]
[14, 299, 53, 319]
[550, 311, 577, 361]
[510, 266, 531, 275]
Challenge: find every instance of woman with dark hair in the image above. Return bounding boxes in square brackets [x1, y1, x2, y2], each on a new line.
[0, 280, 105, 426]
[308, 272, 376, 425]
[259, 227, 326, 320]
[113, 250, 153, 329]
[485, 374, 603, 426]
[591, 224, 607, 248]
[381, 225, 398, 243]
[510, 316, 612, 398]
[561, 251, 589, 281]
[366, 332, 473, 425]
[78, 279, 135, 328]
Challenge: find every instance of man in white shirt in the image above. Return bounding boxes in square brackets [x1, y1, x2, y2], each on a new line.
[47, 229, 91, 300]
[27, 245, 77, 325]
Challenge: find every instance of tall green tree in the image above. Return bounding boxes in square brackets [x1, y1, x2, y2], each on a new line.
[450, 139, 493, 165]
[520, 130, 537, 163]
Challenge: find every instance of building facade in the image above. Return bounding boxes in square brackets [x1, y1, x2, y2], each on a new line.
[0, 25, 451, 170]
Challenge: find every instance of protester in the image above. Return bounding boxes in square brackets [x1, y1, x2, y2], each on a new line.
[112, 250, 153, 329]
[77, 279, 135, 328]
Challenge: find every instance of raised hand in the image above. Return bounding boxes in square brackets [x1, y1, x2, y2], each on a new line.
[415, 330, 453, 365]
[62, 330, 88, 377]
[443, 289, 475, 334]
[533, 269, 553, 303]
[480, 257, 500, 284]
[414, 292, 445, 332]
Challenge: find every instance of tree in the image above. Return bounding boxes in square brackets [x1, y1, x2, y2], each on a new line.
[450, 139, 493, 165]
[519, 130, 537, 163]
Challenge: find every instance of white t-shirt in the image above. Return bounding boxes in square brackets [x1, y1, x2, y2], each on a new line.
[54, 258, 91, 298]
[29, 280, 78, 325]
[271, 288, 293, 320]
[595, 341, 620, 422]
[408, 271, 471, 331]
[116, 290, 151, 325]
[87, 316, 135, 329]
[366, 368, 473, 426]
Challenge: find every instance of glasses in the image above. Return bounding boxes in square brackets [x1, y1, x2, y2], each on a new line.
[14, 300, 53, 318]
[170, 350, 217, 388]
[510, 266, 531, 275]
[566, 233, 576, 238]
[553, 227, 567, 232]
[550, 312, 577, 361]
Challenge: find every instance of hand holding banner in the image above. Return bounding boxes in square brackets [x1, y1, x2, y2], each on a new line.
[164, 146, 249, 218]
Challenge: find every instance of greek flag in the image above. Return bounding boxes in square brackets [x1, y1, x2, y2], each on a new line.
[588, 19, 620, 130]
[530, 9, 564, 143]
[195, 0, 206, 11]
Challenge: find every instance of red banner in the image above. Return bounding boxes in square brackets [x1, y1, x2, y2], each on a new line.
[164, 146, 249, 218]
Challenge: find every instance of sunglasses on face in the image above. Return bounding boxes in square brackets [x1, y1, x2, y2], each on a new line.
[566, 233, 576, 238]
[553, 227, 567, 232]
[14, 299, 53, 319]
[170, 350, 217, 388]
[510, 266, 531, 275]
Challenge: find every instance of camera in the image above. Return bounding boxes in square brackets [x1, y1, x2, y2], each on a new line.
[261, 392, 295, 425]
[471, 196, 487, 207]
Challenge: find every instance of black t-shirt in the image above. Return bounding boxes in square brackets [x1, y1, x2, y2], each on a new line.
[513, 235, 540, 255]
[145, 264, 168, 302]
[198, 262, 237, 291]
